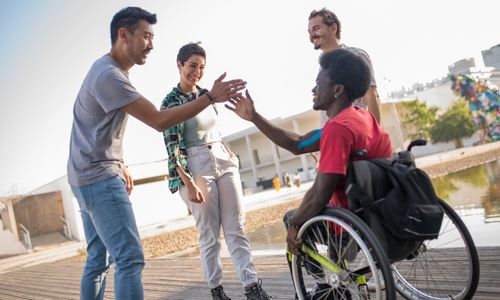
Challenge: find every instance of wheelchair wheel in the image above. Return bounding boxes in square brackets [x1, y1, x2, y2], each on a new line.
[291, 207, 396, 300]
[391, 199, 480, 300]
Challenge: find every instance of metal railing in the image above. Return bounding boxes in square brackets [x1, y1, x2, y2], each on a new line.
[60, 216, 72, 240]
[19, 223, 32, 250]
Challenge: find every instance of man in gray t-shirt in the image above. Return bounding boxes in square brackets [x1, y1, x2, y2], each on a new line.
[68, 54, 141, 187]
[308, 8, 381, 126]
[68, 7, 246, 300]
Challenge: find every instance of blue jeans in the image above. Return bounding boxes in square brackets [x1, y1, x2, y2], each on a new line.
[71, 176, 145, 300]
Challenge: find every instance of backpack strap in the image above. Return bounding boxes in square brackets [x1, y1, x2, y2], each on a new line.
[346, 158, 397, 213]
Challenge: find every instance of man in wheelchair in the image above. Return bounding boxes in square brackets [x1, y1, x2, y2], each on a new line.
[227, 48, 392, 299]
[283, 48, 392, 299]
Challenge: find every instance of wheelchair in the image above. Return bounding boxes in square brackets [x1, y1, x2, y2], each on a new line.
[290, 139, 480, 300]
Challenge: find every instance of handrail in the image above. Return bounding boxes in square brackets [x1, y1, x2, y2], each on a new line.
[19, 223, 32, 250]
[59, 216, 72, 240]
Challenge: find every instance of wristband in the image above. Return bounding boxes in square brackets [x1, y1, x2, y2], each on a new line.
[206, 92, 215, 103]
[297, 128, 321, 149]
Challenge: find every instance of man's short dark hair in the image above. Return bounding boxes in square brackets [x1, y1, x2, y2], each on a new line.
[110, 7, 157, 45]
[309, 8, 341, 39]
[177, 43, 206, 65]
[319, 49, 370, 102]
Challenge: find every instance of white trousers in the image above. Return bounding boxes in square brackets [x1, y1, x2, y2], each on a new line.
[179, 141, 258, 288]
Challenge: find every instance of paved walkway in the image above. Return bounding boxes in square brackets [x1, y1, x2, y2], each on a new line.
[1, 246, 499, 299]
[414, 140, 500, 168]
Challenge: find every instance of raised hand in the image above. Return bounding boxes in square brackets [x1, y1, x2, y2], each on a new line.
[208, 72, 247, 103]
[225, 90, 257, 121]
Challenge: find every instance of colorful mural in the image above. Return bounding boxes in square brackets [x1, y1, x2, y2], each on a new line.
[449, 74, 500, 142]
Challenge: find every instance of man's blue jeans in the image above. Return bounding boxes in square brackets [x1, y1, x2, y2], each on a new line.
[71, 176, 145, 300]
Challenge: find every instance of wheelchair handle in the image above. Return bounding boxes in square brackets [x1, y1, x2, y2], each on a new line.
[407, 139, 427, 152]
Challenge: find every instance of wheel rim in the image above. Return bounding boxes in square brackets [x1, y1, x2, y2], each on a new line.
[392, 202, 478, 300]
[292, 214, 385, 300]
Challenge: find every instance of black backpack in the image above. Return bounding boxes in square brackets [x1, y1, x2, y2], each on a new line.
[345, 156, 444, 261]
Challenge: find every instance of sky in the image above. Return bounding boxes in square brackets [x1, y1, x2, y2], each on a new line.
[0, 0, 499, 195]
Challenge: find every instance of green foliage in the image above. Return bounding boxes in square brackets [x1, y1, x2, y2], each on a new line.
[430, 99, 476, 148]
[402, 98, 439, 140]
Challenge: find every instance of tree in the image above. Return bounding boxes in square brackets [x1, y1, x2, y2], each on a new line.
[401, 98, 439, 140]
[430, 99, 476, 148]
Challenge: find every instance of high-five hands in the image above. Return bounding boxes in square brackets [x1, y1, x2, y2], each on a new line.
[209, 73, 247, 103]
[225, 90, 257, 121]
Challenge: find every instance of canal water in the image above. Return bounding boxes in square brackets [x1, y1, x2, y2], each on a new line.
[245, 159, 500, 256]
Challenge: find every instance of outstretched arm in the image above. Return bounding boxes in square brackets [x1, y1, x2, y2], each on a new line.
[123, 73, 246, 132]
[226, 90, 320, 154]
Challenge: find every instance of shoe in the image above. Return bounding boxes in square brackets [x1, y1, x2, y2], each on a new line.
[306, 283, 352, 300]
[328, 236, 358, 263]
[366, 272, 385, 291]
[306, 283, 335, 300]
[244, 280, 273, 300]
[333, 285, 352, 300]
[304, 252, 325, 279]
[211, 285, 231, 300]
[341, 236, 359, 262]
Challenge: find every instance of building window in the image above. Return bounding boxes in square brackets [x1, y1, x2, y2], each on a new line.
[253, 149, 260, 165]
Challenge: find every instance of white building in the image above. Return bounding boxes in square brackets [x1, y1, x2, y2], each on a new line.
[448, 58, 476, 75]
[482, 43, 500, 69]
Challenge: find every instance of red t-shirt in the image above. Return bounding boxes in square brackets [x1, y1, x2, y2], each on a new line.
[318, 106, 392, 208]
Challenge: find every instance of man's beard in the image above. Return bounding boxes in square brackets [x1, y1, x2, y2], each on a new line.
[312, 36, 322, 50]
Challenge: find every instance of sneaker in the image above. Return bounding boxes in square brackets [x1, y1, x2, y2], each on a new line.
[304, 252, 325, 279]
[244, 280, 273, 300]
[306, 283, 352, 300]
[341, 236, 359, 262]
[306, 283, 335, 300]
[211, 285, 231, 300]
[366, 273, 385, 291]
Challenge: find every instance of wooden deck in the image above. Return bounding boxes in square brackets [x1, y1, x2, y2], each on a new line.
[0, 246, 499, 299]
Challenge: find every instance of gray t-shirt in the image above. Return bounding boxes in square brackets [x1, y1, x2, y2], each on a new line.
[67, 54, 142, 186]
[183, 105, 222, 147]
[319, 44, 377, 127]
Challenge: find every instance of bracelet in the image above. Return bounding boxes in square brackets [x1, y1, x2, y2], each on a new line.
[206, 92, 215, 103]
